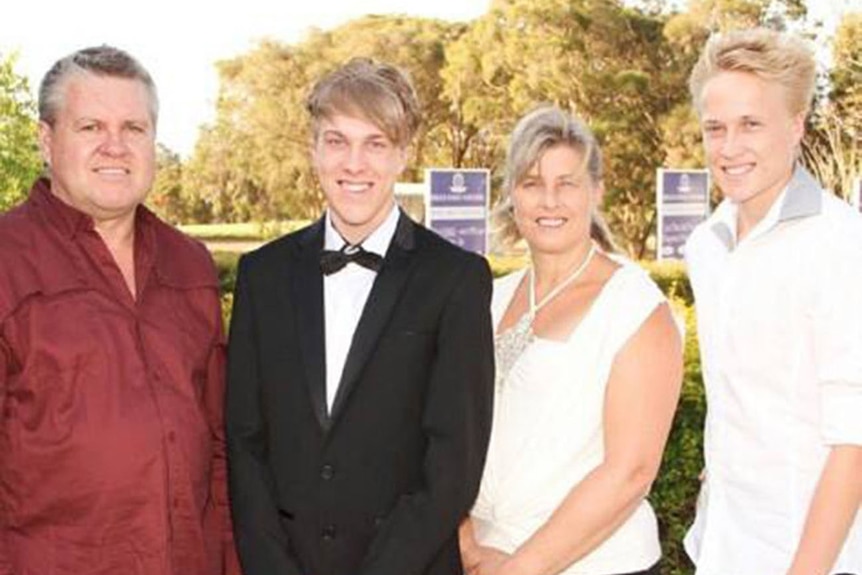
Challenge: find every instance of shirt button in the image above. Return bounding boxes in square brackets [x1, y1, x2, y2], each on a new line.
[321, 524, 336, 541]
[173, 497, 180, 508]
[167, 431, 176, 443]
[321, 464, 335, 480]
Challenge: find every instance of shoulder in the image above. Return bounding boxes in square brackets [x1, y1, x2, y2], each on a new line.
[242, 220, 316, 268]
[0, 200, 37, 254]
[0, 202, 40, 322]
[607, 255, 666, 306]
[412, 223, 492, 282]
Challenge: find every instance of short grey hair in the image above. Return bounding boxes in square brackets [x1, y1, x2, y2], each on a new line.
[38, 45, 159, 127]
[497, 105, 616, 252]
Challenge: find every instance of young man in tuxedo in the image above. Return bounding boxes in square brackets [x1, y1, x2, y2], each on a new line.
[226, 57, 495, 575]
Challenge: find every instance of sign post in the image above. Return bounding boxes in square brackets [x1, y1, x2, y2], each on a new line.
[657, 169, 711, 260]
[426, 168, 490, 255]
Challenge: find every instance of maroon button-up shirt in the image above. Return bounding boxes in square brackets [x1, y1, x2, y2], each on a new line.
[0, 180, 238, 575]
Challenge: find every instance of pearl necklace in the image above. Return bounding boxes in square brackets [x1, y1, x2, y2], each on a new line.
[495, 243, 597, 387]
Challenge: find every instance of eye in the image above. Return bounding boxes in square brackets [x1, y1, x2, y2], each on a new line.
[743, 119, 762, 130]
[126, 123, 148, 134]
[703, 124, 724, 136]
[79, 123, 100, 132]
[324, 136, 345, 148]
[367, 139, 390, 151]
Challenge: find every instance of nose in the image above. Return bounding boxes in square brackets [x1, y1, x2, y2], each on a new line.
[98, 129, 130, 156]
[540, 184, 560, 208]
[343, 143, 366, 173]
[718, 127, 743, 158]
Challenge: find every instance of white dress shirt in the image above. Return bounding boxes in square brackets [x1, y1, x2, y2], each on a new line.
[323, 205, 399, 412]
[684, 166, 862, 575]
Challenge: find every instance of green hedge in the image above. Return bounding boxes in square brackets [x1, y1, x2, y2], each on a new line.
[213, 251, 703, 575]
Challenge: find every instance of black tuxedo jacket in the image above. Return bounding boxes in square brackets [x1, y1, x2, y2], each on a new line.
[226, 213, 494, 575]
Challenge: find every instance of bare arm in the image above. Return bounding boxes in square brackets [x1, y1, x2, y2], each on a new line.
[786, 445, 862, 575]
[500, 303, 683, 575]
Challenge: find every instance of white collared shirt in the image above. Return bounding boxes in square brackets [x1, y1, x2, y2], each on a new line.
[683, 166, 862, 575]
[323, 205, 400, 412]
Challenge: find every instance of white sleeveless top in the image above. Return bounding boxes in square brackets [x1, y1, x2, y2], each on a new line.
[471, 258, 666, 575]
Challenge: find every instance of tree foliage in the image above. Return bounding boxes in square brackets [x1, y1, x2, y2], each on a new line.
[0, 52, 41, 212]
[175, 1, 855, 258]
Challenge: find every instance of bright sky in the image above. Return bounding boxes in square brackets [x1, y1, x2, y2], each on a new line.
[1, 0, 490, 156]
[1, 0, 856, 157]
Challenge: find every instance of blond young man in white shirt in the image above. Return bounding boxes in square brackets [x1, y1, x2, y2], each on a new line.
[684, 28, 862, 575]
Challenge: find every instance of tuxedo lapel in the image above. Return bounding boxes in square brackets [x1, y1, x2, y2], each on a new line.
[291, 217, 329, 430]
[329, 213, 418, 421]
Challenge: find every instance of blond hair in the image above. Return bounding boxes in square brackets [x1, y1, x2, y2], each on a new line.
[689, 28, 816, 117]
[495, 105, 616, 252]
[306, 57, 421, 148]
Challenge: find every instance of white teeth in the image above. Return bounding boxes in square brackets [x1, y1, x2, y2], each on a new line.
[341, 182, 371, 192]
[723, 165, 753, 176]
[95, 168, 128, 175]
[537, 217, 565, 227]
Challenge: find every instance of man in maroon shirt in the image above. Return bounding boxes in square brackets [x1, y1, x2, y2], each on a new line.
[0, 46, 238, 575]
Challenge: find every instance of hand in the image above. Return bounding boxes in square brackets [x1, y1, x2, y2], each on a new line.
[470, 546, 511, 575]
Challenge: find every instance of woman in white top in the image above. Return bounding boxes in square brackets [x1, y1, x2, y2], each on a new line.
[460, 106, 682, 575]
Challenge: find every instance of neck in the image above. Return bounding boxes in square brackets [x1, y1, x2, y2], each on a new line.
[332, 199, 396, 245]
[736, 169, 795, 241]
[94, 212, 137, 253]
[531, 241, 594, 300]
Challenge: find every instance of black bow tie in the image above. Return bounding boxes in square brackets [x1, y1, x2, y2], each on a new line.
[320, 244, 383, 275]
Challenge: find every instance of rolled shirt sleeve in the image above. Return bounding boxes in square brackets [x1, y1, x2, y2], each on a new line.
[813, 213, 862, 446]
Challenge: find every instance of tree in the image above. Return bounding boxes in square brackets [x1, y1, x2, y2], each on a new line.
[0, 52, 41, 212]
[803, 11, 861, 200]
[185, 16, 466, 222]
[442, 0, 688, 257]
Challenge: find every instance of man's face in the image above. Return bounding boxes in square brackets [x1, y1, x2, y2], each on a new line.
[311, 113, 407, 244]
[38, 73, 156, 224]
[699, 70, 804, 217]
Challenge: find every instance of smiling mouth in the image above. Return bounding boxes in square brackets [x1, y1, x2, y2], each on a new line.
[93, 167, 130, 176]
[536, 217, 566, 228]
[722, 164, 754, 176]
[339, 180, 372, 193]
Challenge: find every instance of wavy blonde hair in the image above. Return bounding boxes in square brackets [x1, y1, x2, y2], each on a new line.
[689, 28, 816, 118]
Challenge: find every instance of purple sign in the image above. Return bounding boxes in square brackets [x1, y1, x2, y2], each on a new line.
[661, 170, 710, 205]
[430, 219, 487, 254]
[660, 214, 705, 259]
[426, 168, 490, 256]
[657, 168, 710, 261]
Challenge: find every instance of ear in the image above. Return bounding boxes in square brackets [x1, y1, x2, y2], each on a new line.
[593, 181, 606, 206]
[790, 111, 806, 145]
[37, 121, 53, 166]
[396, 145, 410, 175]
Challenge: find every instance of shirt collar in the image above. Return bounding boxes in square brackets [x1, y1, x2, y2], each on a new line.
[710, 164, 822, 250]
[324, 203, 400, 257]
[30, 177, 94, 239]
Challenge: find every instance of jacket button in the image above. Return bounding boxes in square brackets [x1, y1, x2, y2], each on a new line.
[321, 464, 335, 480]
[321, 524, 336, 541]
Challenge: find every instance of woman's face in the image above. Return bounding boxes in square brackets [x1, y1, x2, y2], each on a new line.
[511, 144, 601, 256]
